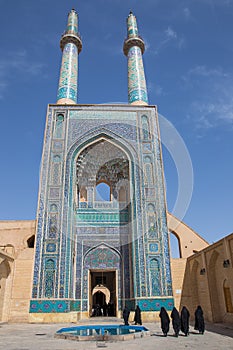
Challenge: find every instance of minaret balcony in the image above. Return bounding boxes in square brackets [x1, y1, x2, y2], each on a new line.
[60, 32, 82, 53]
[123, 36, 145, 55]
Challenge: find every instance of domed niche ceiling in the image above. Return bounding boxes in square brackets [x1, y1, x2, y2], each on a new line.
[76, 139, 130, 205]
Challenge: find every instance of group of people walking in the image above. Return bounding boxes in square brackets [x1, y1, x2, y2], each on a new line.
[122, 304, 205, 338]
[159, 305, 205, 337]
[123, 305, 142, 325]
[91, 301, 115, 317]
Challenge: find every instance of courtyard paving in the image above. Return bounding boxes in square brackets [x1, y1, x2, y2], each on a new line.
[0, 318, 233, 350]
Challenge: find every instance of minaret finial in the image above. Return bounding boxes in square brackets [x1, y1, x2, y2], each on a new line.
[123, 12, 148, 105]
[56, 9, 82, 104]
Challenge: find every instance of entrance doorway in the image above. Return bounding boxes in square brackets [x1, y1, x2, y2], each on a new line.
[90, 270, 116, 317]
[0, 260, 10, 322]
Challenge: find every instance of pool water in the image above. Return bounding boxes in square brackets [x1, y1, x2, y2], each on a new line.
[56, 324, 149, 339]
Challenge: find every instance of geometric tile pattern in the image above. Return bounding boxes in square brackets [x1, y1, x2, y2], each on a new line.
[125, 13, 148, 105]
[57, 10, 80, 103]
[29, 300, 81, 313]
[31, 104, 173, 314]
[125, 298, 174, 311]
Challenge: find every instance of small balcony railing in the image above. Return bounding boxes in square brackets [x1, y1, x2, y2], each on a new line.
[77, 201, 127, 210]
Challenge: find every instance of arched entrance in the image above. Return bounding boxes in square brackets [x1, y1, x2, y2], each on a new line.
[92, 285, 111, 304]
[90, 270, 116, 317]
[209, 250, 221, 322]
[73, 137, 130, 319]
[190, 259, 199, 314]
[91, 284, 111, 316]
[223, 279, 233, 313]
[0, 259, 11, 322]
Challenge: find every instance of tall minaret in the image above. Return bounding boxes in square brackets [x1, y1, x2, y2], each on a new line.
[56, 9, 82, 104]
[123, 11, 148, 105]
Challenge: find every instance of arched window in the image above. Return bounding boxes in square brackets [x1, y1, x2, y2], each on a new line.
[50, 204, 58, 212]
[169, 232, 181, 258]
[80, 187, 87, 202]
[96, 182, 111, 201]
[147, 203, 157, 237]
[149, 258, 161, 296]
[55, 114, 64, 138]
[141, 115, 150, 140]
[53, 155, 61, 162]
[48, 215, 57, 238]
[27, 235, 35, 248]
[44, 259, 55, 298]
[144, 156, 154, 185]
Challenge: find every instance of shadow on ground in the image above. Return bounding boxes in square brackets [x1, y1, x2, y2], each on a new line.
[201, 323, 233, 339]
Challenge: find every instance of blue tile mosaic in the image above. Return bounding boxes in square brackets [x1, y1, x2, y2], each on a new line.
[29, 299, 81, 313]
[31, 105, 173, 313]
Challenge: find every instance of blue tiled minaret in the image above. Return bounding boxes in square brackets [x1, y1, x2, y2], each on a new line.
[57, 9, 82, 104]
[123, 11, 148, 105]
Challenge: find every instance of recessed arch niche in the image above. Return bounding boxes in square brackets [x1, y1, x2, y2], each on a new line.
[75, 138, 129, 206]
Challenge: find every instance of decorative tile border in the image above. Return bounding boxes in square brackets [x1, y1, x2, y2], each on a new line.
[125, 298, 174, 311]
[29, 299, 81, 313]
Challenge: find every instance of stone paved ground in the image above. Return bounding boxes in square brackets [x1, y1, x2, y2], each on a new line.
[0, 319, 233, 350]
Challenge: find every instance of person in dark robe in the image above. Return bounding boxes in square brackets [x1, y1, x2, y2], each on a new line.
[194, 305, 205, 334]
[181, 306, 190, 336]
[102, 302, 107, 316]
[123, 306, 130, 325]
[107, 301, 114, 316]
[96, 304, 102, 316]
[171, 307, 181, 337]
[159, 307, 170, 336]
[91, 305, 96, 317]
[107, 302, 111, 316]
[134, 305, 142, 325]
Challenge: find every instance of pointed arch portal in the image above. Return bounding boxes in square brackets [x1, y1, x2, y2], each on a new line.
[75, 137, 130, 209]
[31, 103, 174, 319]
[90, 271, 116, 316]
[84, 244, 120, 316]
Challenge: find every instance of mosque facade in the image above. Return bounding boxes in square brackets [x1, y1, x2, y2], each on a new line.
[30, 9, 173, 320]
[2, 9, 231, 325]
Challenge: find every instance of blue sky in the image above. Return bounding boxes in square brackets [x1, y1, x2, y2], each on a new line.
[0, 0, 233, 245]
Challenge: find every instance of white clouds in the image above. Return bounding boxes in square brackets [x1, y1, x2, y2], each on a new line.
[187, 65, 228, 78]
[191, 98, 233, 130]
[147, 81, 163, 97]
[0, 50, 46, 98]
[165, 26, 177, 40]
[182, 65, 233, 129]
[183, 7, 191, 20]
[194, 0, 233, 5]
[154, 26, 185, 54]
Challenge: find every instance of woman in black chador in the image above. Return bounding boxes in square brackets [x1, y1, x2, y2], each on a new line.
[159, 307, 170, 336]
[171, 307, 181, 337]
[134, 305, 142, 325]
[194, 305, 205, 334]
[123, 306, 130, 325]
[181, 306, 190, 336]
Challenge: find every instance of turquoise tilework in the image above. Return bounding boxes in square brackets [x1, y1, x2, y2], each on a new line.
[32, 105, 173, 313]
[57, 43, 78, 102]
[29, 300, 81, 313]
